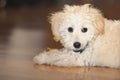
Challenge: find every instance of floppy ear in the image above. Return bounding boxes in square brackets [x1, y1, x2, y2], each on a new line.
[93, 14, 105, 35]
[49, 12, 63, 42]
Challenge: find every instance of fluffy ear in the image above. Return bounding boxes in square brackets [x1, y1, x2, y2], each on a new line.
[49, 12, 63, 42]
[86, 5, 105, 35]
[93, 15, 105, 35]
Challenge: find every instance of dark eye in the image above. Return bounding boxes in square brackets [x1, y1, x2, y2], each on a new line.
[81, 27, 88, 33]
[68, 27, 73, 32]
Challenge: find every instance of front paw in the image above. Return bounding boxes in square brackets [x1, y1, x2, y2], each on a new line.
[33, 49, 61, 64]
[33, 53, 46, 64]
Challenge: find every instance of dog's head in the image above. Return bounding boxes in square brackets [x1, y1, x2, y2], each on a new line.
[49, 4, 105, 52]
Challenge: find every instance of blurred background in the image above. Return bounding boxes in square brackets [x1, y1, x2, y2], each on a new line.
[0, 0, 120, 80]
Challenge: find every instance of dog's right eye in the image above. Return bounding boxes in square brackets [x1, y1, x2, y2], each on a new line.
[68, 27, 73, 32]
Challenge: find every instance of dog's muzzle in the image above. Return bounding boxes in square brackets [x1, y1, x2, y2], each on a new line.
[73, 42, 89, 54]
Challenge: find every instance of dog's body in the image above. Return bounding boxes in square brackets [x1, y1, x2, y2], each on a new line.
[34, 4, 120, 68]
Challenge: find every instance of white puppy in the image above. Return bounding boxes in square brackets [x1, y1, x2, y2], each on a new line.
[34, 4, 120, 68]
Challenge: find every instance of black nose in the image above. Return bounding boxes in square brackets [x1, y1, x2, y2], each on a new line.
[73, 42, 81, 48]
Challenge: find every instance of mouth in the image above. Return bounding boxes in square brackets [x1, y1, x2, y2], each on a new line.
[73, 42, 89, 54]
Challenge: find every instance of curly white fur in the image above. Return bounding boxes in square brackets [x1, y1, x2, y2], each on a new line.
[33, 4, 120, 68]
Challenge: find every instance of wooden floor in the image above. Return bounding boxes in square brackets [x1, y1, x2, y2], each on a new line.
[0, 1, 120, 80]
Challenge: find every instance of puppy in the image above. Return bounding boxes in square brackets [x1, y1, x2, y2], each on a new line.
[34, 4, 120, 68]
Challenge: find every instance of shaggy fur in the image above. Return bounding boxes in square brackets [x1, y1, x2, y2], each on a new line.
[33, 4, 120, 68]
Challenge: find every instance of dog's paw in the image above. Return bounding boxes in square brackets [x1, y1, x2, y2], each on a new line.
[33, 53, 47, 64]
[33, 49, 61, 64]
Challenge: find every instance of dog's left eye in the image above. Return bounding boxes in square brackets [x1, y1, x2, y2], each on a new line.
[68, 27, 73, 32]
[81, 27, 88, 33]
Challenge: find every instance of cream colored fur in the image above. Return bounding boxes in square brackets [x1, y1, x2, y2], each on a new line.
[33, 4, 120, 68]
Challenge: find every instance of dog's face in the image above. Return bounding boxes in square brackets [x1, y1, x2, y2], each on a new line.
[50, 4, 104, 52]
[58, 14, 96, 51]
